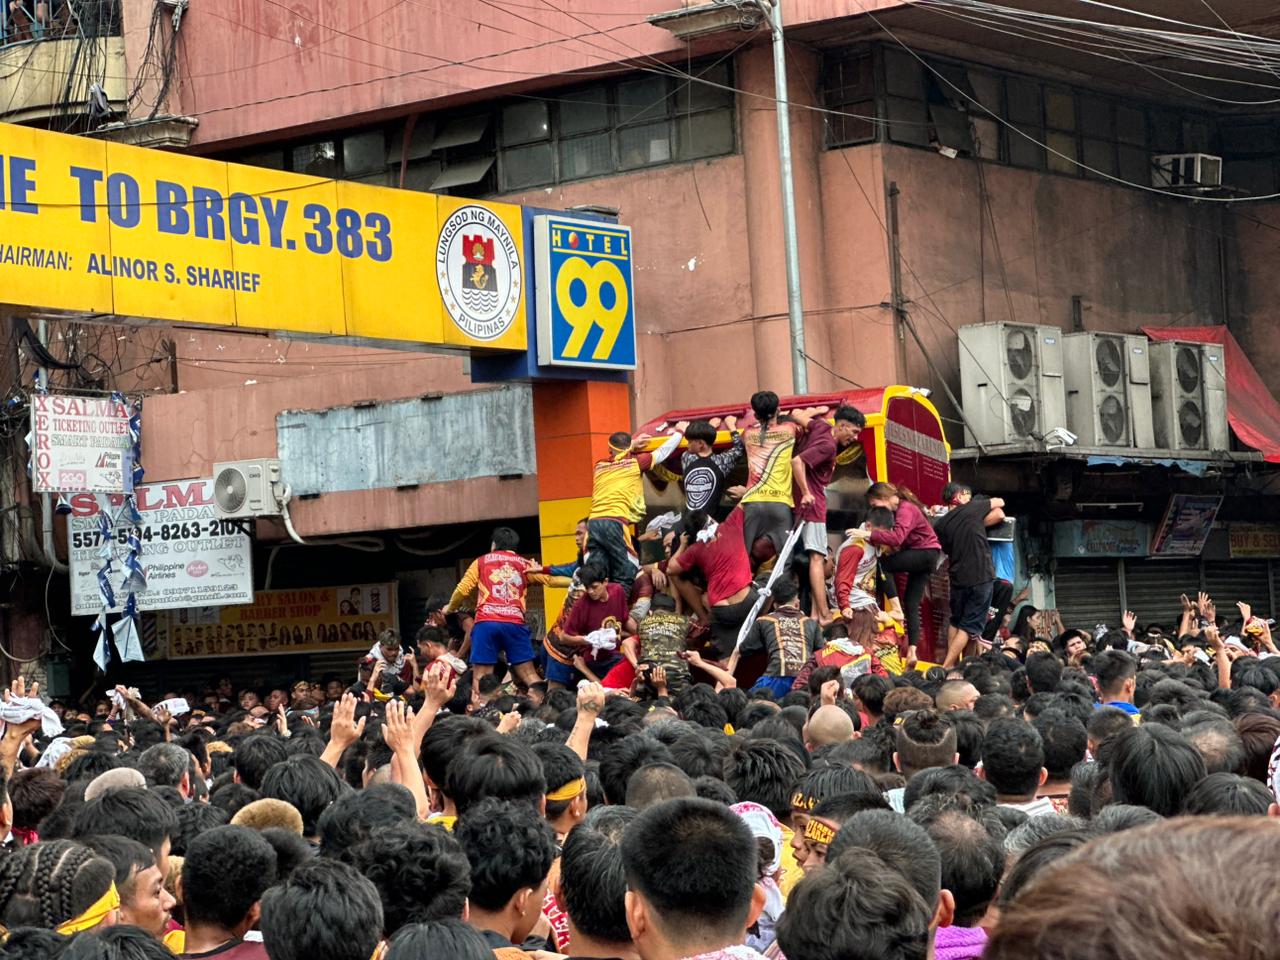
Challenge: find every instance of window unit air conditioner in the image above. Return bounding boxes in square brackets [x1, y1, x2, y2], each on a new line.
[1152, 153, 1223, 190]
[213, 459, 283, 519]
[957, 322, 1067, 447]
[1148, 342, 1229, 451]
[1062, 332, 1155, 448]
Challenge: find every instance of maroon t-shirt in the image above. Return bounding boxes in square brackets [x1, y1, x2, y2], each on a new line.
[181, 939, 270, 960]
[793, 419, 837, 523]
[564, 583, 630, 662]
[677, 508, 754, 605]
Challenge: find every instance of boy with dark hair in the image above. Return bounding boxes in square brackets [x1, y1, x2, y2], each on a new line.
[667, 506, 757, 657]
[620, 798, 766, 960]
[84, 835, 175, 941]
[1092, 649, 1140, 715]
[556, 806, 637, 960]
[420, 716, 492, 831]
[180, 825, 278, 958]
[979, 718, 1051, 815]
[587, 424, 687, 596]
[550, 564, 635, 688]
[732, 577, 822, 699]
[260, 858, 380, 960]
[444, 736, 546, 815]
[445, 526, 546, 699]
[777, 848, 932, 960]
[259, 754, 349, 839]
[455, 798, 559, 951]
[343, 822, 471, 939]
[73, 787, 179, 877]
[739, 391, 802, 568]
[233, 735, 288, 791]
[681, 417, 743, 520]
[532, 743, 588, 840]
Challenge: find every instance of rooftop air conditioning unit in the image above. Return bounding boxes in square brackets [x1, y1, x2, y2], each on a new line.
[1062, 332, 1155, 448]
[958, 322, 1067, 447]
[1152, 153, 1222, 190]
[1148, 342, 1228, 451]
[212, 459, 282, 519]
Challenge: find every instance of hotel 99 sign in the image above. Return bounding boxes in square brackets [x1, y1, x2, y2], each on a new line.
[533, 215, 636, 370]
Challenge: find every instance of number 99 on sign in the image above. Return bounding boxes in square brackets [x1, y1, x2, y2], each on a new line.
[555, 257, 630, 361]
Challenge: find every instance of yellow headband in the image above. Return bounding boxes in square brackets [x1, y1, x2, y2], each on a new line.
[546, 778, 587, 803]
[57, 882, 119, 936]
[803, 819, 837, 846]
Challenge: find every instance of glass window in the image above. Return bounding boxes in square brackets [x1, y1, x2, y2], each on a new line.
[1008, 132, 1045, 169]
[500, 142, 555, 190]
[830, 56, 874, 104]
[827, 102, 877, 147]
[1116, 105, 1145, 145]
[972, 117, 1000, 160]
[240, 149, 285, 170]
[617, 76, 670, 125]
[559, 86, 610, 136]
[501, 101, 549, 146]
[1006, 77, 1041, 124]
[685, 61, 733, 112]
[1082, 138, 1117, 177]
[1045, 90, 1075, 131]
[930, 104, 973, 153]
[559, 133, 612, 181]
[292, 142, 339, 178]
[619, 121, 672, 168]
[1047, 131, 1077, 173]
[343, 131, 386, 176]
[969, 71, 1001, 113]
[401, 158, 442, 192]
[1079, 96, 1112, 139]
[677, 109, 735, 160]
[887, 97, 929, 146]
[433, 115, 490, 150]
[884, 48, 925, 99]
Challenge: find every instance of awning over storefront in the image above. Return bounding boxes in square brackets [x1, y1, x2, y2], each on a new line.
[1143, 326, 1280, 463]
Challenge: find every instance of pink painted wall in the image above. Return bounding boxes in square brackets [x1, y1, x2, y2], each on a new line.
[123, 0, 909, 149]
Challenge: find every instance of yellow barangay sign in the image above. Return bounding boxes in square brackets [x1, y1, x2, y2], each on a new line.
[0, 122, 526, 351]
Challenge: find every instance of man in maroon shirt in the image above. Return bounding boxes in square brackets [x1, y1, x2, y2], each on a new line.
[791, 405, 866, 623]
[549, 563, 636, 687]
[668, 506, 757, 659]
[178, 825, 275, 959]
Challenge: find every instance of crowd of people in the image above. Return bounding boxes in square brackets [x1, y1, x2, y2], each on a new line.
[1, 394, 1279, 959]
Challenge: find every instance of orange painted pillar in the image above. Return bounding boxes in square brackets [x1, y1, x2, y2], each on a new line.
[532, 379, 632, 622]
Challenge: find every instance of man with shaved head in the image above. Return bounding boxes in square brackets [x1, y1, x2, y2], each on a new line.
[936, 680, 980, 713]
[804, 705, 856, 751]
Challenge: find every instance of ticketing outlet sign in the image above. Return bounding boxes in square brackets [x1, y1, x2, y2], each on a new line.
[0, 123, 528, 352]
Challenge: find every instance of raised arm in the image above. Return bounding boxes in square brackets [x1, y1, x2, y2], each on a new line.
[444, 560, 480, 613]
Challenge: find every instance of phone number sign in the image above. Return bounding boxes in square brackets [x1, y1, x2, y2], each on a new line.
[533, 215, 635, 370]
[68, 478, 253, 616]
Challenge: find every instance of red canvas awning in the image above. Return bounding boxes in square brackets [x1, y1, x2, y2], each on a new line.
[1142, 326, 1280, 462]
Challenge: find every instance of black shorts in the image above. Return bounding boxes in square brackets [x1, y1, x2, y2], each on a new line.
[949, 580, 994, 637]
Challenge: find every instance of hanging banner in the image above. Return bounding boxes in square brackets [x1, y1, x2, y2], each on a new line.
[68, 478, 253, 616]
[30, 394, 132, 493]
[158, 582, 398, 659]
[1053, 519, 1151, 558]
[1150, 494, 1222, 558]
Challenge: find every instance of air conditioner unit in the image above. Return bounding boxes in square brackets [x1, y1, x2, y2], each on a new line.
[958, 322, 1067, 446]
[212, 459, 282, 519]
[1152, 153, 1222, 190]
[1062, 332, 1155, 448]
[1148, 342, 1229, 451]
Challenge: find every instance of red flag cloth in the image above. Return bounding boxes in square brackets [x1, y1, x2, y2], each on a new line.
[1142, 325, 1280, 462]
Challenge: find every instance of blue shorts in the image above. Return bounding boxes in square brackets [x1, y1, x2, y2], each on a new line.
[751, 675, 796, 700]
[470, 621, 534, 667]
[546, 653, 623, 686]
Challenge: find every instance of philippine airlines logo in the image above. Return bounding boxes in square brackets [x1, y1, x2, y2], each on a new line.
[436, 205, 521, 341]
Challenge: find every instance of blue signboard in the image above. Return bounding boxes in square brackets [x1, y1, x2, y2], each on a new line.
[534, 215, 636, 370]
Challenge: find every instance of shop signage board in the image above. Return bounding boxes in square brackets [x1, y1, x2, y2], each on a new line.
[158, 582, 398, 659]
[0, 123, 525, 351]
[534, 215, 636, 370]
[1229, 523, 1280, 558]
[30, 394, 132, 493]
[67, 478, 253, 615]
[1053, 519, 1151, 557]
[1150, 495, 1223, 558]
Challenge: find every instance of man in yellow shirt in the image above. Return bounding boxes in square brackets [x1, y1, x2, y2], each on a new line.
[586, 422, 686, 594]
[740, 391, 808, 569]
